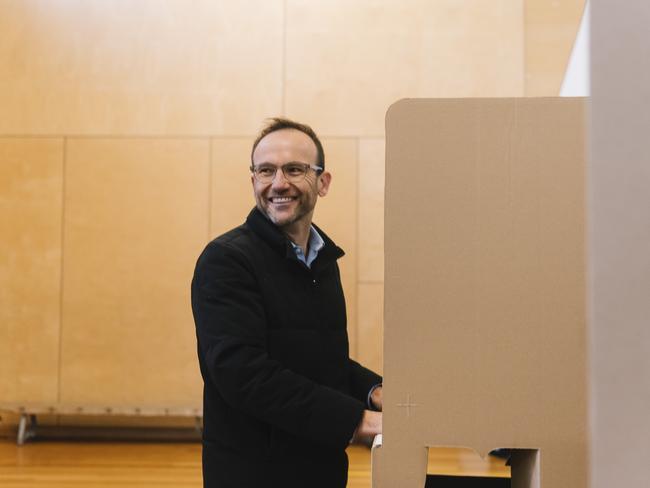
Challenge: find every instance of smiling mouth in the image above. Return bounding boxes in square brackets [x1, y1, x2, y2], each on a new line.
[269, 196, 297, 204]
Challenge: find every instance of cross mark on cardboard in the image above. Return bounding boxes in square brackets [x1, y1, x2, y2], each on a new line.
[396, 393, 420, 418]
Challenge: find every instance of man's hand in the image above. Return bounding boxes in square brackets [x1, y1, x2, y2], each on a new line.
[370, 385, 383, 411]
[352, 409, 382, 444]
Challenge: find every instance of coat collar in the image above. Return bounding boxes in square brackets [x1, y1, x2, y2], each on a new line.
[245, 207, 345, 266]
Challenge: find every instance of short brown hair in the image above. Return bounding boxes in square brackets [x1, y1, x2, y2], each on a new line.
[251, 117, 325, 170]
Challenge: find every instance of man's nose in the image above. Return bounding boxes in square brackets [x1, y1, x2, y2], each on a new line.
[271, 168, 290, 188]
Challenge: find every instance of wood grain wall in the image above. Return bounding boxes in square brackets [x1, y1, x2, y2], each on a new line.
[0, 0, 584, 431]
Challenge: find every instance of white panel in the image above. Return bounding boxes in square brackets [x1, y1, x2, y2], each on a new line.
[589, 1, 650, 487]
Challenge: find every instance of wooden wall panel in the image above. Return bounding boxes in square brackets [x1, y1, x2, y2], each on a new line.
[0, 1, 283, 135]
[358, 138, 385, 283]
[0, 1, 587, 427]
[313, 138, 358, 357]
[210, 138, 255, 238]
[525, 0, 586, 95]
[0, 138, 63, 404]
[285, 0, 524, 137]
[60, 139, 209, 408]
[357, 138, 385, 372]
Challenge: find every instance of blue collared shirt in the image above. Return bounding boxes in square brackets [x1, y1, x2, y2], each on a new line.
[289, 225, 325, 268]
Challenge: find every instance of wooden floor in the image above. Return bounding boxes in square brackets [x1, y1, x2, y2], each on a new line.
[0, 440, 509, 487]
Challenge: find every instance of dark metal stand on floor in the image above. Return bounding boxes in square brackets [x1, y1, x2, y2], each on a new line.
[16, 413, 202, 444]
[17, 414, 37, 445]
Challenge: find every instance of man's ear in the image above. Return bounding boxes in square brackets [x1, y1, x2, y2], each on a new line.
[317, 171, 332, 197]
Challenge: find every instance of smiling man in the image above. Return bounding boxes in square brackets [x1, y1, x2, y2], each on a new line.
[191, 118, 383, 488]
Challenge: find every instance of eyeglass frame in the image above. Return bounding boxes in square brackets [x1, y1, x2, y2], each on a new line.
[250, 162, 324, 183]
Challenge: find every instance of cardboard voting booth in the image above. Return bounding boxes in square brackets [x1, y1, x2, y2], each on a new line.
[372, 98, 587, 488]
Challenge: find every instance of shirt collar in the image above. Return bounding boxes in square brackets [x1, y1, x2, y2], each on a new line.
[245, 207, 344, 268]
[290, 226, 325, 268]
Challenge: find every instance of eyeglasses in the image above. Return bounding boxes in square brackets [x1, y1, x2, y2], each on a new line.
[250, 162, 323, 184]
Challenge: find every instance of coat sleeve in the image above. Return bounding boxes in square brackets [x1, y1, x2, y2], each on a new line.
[191, 241, 366, 449]
[347, 359, 383, 408]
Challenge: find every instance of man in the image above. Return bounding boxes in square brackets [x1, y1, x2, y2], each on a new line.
[191, 118, 383, 488]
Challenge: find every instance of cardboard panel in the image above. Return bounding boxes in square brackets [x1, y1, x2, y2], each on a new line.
[285, 0, 524, 136]
[61, 138, 209, 408]
[0, 138, 63, 404]
[590, 1, 650, 486]
[0, 1, 282, 135]
[524, 0, 586, 95]
[359, 138, 385, 283]
[311, 138, 359, 358]
[357, 283, 383, 375]
[373, 98, 586, 488]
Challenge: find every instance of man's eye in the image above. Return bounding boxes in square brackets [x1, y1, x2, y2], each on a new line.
[285, 165, 305, 176]
[257, 167, 275, 176]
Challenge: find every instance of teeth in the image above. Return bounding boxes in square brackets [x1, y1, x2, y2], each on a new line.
[272, 197, 294, 203]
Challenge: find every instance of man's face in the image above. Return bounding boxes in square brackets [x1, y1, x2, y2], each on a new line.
[251, 128, 331, 230]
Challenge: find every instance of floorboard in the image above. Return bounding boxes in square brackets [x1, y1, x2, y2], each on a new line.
[0, 440, 508, 487]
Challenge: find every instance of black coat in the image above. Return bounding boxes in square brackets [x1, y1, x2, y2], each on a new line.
[191, 208, 382, 488]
